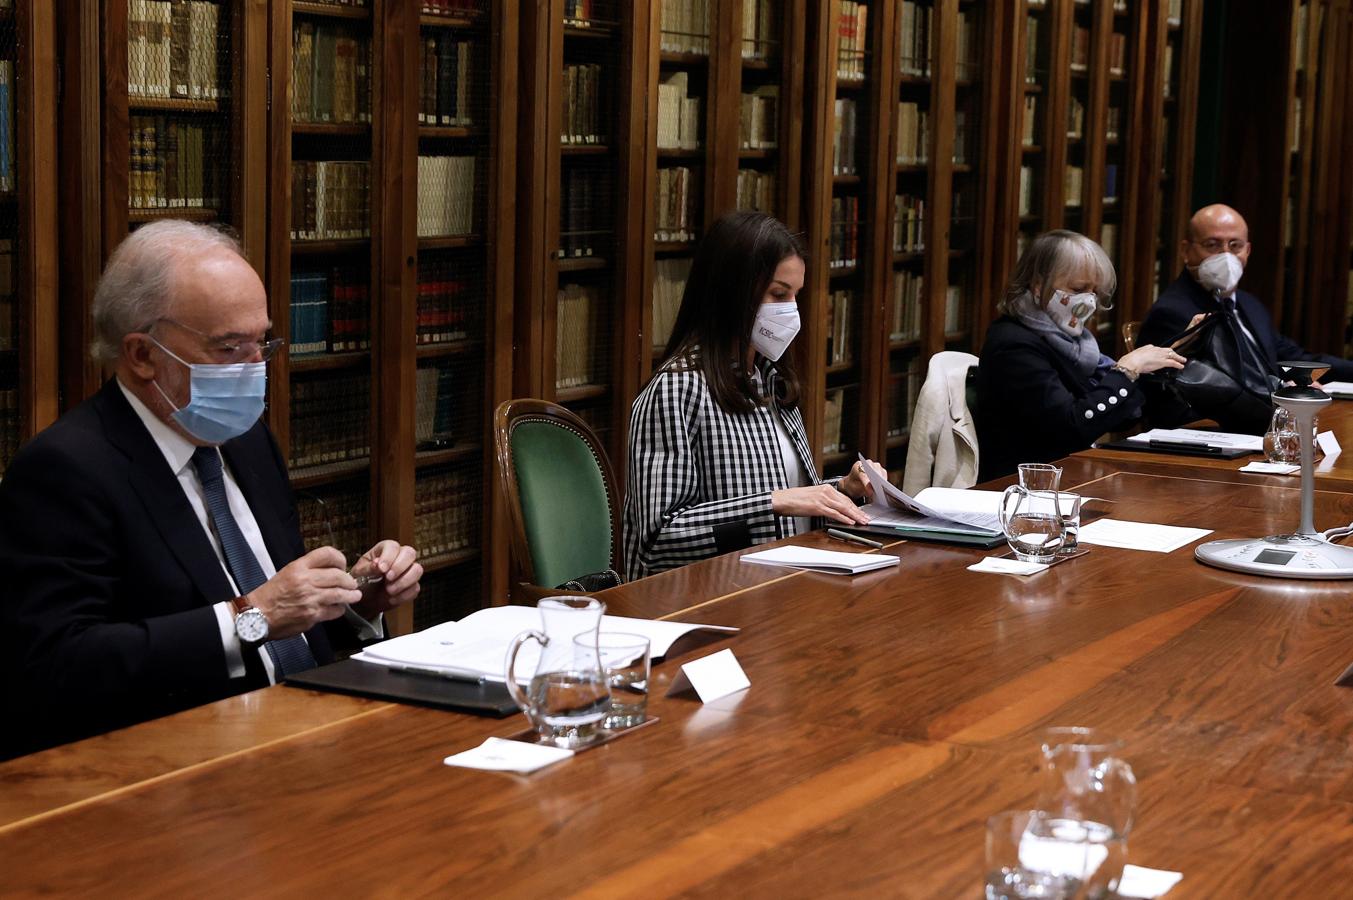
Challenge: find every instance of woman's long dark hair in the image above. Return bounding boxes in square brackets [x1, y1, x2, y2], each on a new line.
[662, 211, 806, 414]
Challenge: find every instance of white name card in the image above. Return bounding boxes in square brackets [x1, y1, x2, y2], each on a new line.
[1317, 430, 1343, 459]
[667, 648, 750, 703]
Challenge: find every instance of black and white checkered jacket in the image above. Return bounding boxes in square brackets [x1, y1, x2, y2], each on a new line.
[624, 355, 827, 580]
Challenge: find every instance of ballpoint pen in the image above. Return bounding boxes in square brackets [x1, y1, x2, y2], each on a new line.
[826, 528, 884, 549]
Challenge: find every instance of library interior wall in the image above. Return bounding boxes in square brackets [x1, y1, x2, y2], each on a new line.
[3, 0, 1350, 625]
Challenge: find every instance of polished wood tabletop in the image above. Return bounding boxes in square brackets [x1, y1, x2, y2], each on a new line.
[5, 461, 1353, 896]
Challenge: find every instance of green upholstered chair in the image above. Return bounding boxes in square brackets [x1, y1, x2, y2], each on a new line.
[493, 399, 622, 591]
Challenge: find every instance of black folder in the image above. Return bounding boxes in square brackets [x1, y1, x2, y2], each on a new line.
[285, 658, 519, 717]
[1096, 438, 1254, 460]
[842, 524, 1006, 549]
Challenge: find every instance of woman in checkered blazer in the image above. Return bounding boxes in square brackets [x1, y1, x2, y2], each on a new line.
[624, 212, 884, 580]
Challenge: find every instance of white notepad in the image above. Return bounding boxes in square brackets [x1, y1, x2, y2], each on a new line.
[740, 545, 900, 575]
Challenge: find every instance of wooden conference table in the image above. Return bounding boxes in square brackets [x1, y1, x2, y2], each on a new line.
[6, 421, 1353, 894]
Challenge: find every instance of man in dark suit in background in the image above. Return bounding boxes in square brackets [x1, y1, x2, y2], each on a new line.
[0, 221, 422, 758]
[1140, 203, 1353, 381]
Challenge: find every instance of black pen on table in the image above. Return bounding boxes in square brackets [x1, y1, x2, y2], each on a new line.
[826, 528, 884, 549]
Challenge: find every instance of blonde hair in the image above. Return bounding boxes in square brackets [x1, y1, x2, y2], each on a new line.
[998, 229, 1117, 316]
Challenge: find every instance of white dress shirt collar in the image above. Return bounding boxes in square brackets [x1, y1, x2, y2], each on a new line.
[116, 377, 204, 476]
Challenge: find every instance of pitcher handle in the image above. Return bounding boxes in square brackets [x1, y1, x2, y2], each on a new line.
[503, 629, 548, 717]
[1098, 756, 1139, 836]
[999, 484, 1024, 533]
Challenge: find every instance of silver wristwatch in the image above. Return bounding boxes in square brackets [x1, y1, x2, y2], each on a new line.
[234, 605, 270, 644]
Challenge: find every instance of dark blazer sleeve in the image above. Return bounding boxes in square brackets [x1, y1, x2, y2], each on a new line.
[981, 335, 1142, 447]
[0, 435, 233, 753]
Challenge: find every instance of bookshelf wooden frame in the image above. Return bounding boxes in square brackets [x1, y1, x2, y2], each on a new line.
[6, 0, 61, 459]
[514, 0, 647, 513]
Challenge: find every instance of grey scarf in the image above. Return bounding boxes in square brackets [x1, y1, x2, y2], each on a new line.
[1012, 292, 1105, 380]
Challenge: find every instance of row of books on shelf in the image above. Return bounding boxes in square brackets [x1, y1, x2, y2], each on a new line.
[740, 86, 778, 150]
[660, 0, 711, 55]
[290, 372, 371, 470]
[896, 101, 928, 166]
[1024, 16, 1041, 84]
[1167, 0, 1183, 26]
[886, 360, 922, 438]
[655, 167, 698, 243]
[1065, 165, 1084, 208]
[898, 1, 931, 78]
[894, 194, 924, 254]
[833, 98, 858, 175]
[740, 0, 776, 61]
[414, 468, 479, 560]
[0, 241, 12, 350]
[556, 283, 600, 389]
[417, 258, 477, 346]
[956, 11, 979, 81]
[1104, 163, 1119, 204]
[421, 1, 481, 16]
[891, 270, 922, 343]
[657, 72, 702, 151]
[952, 110, 968, 166]
[290, 161, 371, 241]
[563, 63, 606, 145]
[560, 168, 607, 258]
[1019, 165, 1035, 217]
[826, 289, 854, 367]
[836, 2, 869, 83]
[829, 196, 860, 269]
[0, 391, 17, 477]
[289, 267, 371, 355]
[1100, 223, 1118, 261]
[1163, 43, 1174, 100]
[127, 0, 221, 102]
[1070, 28, 1127, 76]
[0, 61, 11, 193]
[736, 169, 776, 215]
[129, 116, 221, 211]
[300, 0, 369, 9]
[1067, 95, 1084, 140]
[297, 489, 367, 559]
[417, 155, 477, 237]
[420, 34, 477, 127]
[291, 22, 371, 126]
[651, 256, 691, 352]
[823, 389, 845, 454]
[414, 364, 462, 449]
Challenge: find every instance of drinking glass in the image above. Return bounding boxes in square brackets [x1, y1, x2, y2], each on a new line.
[999, 489, 1066, 563]
[1264, 407, 1322, 464]
[1017, 463, 1063, 492]
[581, 632, 651, 729]
[1056, 493, 1083, 555]
[984, 809, 1092, 900]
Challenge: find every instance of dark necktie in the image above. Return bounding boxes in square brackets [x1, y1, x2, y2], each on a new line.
[1219, 296, 1271, 391]
[191, 447, 318, 677]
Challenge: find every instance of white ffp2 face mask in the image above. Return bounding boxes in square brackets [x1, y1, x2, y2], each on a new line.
[1194, 252, 1244, 297]
[751, 301, 800, 361]
[1044, 290, 1097, 336]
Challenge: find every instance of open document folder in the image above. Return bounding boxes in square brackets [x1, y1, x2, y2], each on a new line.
[856, 454, 1004, 539]
[353, 606, 738, 684]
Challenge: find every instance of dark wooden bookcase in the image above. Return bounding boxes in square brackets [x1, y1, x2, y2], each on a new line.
[0, 1, 58, 476]
[514, 0, 645, 491]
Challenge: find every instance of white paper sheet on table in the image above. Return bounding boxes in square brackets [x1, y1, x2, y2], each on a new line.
[1319, 381, 1353, 398]
[859, 455, 1004, 535]
[1117, 864, 1184, 898]
[1239, 461, 1299, 475]
[967, 557, 1049, 576]
[443, 737, 573, 774]
[1125, 428, 1264, 451]
[1076, 518, 1213, 553]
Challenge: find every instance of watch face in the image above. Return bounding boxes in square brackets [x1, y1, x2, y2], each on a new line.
[236, 608, 269, 643]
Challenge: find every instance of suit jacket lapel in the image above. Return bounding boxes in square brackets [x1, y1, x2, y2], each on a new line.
[94, 381, 236, 605]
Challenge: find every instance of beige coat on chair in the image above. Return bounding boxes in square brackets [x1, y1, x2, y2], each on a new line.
[902, 351, 980, 495]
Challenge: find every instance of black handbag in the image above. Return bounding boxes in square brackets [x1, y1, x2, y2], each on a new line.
[555, 568, 624, 592]
[1141, 306, 1280, 435]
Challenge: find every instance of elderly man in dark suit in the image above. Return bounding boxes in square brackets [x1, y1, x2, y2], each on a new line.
[0, 221, 422, 758]
[1140, 203, 1353, 382]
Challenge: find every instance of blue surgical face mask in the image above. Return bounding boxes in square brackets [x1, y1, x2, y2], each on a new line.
[149, 337, 267, 445]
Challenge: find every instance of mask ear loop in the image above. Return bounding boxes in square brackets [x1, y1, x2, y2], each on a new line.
[143, 334, 190, 414]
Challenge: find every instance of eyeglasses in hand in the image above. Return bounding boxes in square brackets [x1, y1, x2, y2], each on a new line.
[299, 490, 385, 589]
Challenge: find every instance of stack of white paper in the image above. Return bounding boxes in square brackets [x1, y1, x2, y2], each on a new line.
[859, 455, 1004, 536]
[1125, 428, 1263, 451]
[1319, 381, 1353, 399]
[741, 545, 900, 575]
